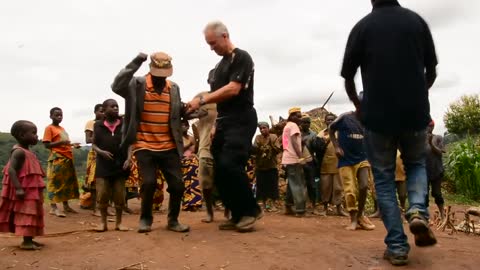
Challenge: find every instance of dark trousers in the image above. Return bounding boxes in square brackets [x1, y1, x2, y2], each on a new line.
[135, 149, 184, 225]
[285, 164, 307, 214]
[211, 108, 260, 222]
[303, 161, 317, 204]
[426, 174, 444, 207]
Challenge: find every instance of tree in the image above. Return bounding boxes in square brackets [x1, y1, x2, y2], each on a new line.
[444, 94, 480, 136]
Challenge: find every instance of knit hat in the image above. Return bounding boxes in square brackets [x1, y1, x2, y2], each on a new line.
[288, 107, 301, 115]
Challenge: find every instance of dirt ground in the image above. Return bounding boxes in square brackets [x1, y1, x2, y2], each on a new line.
[1, 201, 479, 270]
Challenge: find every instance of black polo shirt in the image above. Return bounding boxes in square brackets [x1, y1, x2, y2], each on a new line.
[210, 48, 255, 116]
[93, 119, 128, 178]
[341, 0, 438, 134]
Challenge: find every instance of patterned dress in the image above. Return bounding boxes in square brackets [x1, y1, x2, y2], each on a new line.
[181, 154, 202, 211]
[43, 124, 79, 203]
[0, 147, 45, 236]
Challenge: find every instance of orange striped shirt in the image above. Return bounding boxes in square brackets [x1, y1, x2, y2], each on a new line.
[133, 74, 176, 152]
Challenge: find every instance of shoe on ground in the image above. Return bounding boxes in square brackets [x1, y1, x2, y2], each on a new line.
[167, 222, 190, 233]
[383, 250, 408, 266]
[236, 216, 256, 232]
[409, 216, 437, 247]
[137, 220, 152, 233]
[219, 219, 237, 230]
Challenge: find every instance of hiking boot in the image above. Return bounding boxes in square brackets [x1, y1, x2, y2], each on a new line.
[236, 216, 256, 232]
[383, 250, 408, 266]
[358, 216, 376, 231]
[167, 221, 190, 233]
[409, 216, 437, 247]
[219, 219, 237, 230]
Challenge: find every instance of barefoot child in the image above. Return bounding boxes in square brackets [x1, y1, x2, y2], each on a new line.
[0, 121, 46, 250]
[43, 107, 80, 217]
[329, 111, 375, 231]
[92, 99, 129, 232]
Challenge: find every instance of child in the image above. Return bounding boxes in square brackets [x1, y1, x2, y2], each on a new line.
[83, 103, 104, 214]
[0, 121, 46, 250]
[92, 99, 129, 232]
[43, 107, 80, 217]
[329, 111, 375, 231]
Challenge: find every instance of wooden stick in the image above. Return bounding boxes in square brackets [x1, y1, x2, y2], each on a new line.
[117, 261, 145, 270]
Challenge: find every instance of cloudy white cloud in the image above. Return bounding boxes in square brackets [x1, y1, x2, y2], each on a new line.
[1, 0, 478, 143]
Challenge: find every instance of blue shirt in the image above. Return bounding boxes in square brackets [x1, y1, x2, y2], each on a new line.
[330, 113, 367, 168]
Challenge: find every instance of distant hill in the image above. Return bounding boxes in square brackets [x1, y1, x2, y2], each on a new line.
[0, 132, 89, 184]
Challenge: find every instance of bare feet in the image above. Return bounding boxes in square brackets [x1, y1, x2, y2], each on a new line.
[358, 216, 376, 230]
[115, 224, 130, 231]
[346, 222, 358, 231]
[94, 223, 108, 232]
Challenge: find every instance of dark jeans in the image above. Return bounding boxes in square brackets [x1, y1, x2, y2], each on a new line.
[303, 161, 317, 204]
[364, 129, 429, 256]
[427, 174, 444, 207]
[285, 163, 307, 214]
[211, 108, 260, 222]
[135, 149, 184, 225]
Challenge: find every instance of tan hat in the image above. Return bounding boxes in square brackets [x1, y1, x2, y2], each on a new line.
[288, 107, 301, 115]
[149, 52, 173, 77]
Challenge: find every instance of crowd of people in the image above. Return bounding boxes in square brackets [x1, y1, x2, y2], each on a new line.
[0, 0, 448, 266]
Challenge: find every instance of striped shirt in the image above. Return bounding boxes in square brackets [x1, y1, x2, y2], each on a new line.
[133, 74, 176, 152]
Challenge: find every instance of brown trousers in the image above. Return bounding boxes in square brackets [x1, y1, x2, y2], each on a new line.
[96, 177, 126, 210]
[320, 173, 343, 206]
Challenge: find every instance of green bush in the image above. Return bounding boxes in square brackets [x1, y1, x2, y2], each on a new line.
[445, 137, 480, 201]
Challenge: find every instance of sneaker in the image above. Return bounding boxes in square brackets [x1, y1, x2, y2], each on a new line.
[409, 216, 437, 247]
[358, 216, 376, 231]
[383, 250, 408, 266]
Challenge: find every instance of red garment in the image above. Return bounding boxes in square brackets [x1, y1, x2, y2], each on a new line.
[0, 146, 46, 236]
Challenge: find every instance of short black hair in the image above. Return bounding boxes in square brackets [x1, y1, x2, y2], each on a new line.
[102, 99, 116, 107]
[10, 120, 33, 140]
[50, 107, 62, 116]
[324, 112, 337, 121]
[94, 104, 103, 113]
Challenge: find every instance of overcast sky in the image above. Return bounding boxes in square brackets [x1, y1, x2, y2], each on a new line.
[1, 0, 479, 143]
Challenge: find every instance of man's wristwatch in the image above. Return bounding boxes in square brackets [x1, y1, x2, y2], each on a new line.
[199, 95, 206, 106]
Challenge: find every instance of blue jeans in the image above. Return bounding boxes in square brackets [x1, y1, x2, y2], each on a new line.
[364, 129, 429, 256]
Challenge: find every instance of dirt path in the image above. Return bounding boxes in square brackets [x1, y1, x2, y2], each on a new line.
[1, 202, 479, 270]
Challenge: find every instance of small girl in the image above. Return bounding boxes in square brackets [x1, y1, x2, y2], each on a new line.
[0, 120, 46, 250]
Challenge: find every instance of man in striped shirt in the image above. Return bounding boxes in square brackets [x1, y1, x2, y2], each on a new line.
[112, 52, 190, 233]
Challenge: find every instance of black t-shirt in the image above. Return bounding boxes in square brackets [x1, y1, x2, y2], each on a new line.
[209, 48, 254, 116]
[341, 1, 438, 134]
[93, 119, 128, 178]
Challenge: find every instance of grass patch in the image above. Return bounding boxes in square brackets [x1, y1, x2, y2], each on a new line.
[443, 192, 479, 206]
